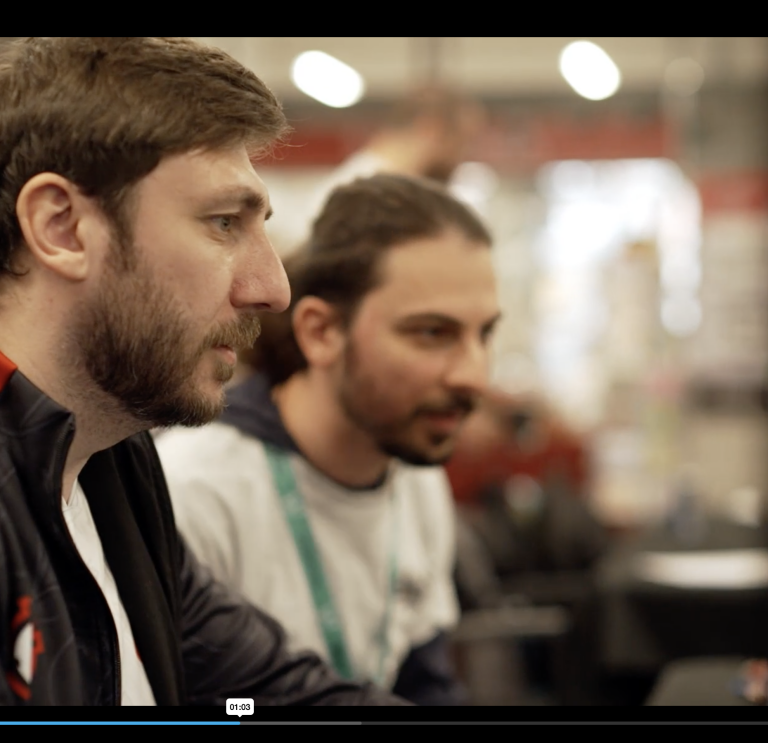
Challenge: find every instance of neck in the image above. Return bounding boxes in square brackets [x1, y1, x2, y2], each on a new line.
[0, 316, 141, 505]
[272, 372, 390, 489]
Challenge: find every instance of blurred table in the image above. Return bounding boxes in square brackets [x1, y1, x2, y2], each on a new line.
[645, 657, 754, 706]
[594, 518, 768, 675]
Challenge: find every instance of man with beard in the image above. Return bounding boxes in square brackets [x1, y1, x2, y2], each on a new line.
[157, 173, 501, 704]
[0, 36, 407, 706]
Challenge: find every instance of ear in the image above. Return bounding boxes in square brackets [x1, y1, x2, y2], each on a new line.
[292, 296, 346, 369]
[15, 173, 107, 282]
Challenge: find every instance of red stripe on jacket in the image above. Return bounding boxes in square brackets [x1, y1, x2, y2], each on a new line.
[0, 350, 17, 393]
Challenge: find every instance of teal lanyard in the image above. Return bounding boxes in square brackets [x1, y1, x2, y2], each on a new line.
[264, 445, 399, 685]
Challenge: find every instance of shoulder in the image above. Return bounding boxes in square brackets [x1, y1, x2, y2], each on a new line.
[396, 464, 454, 513]
[155, 423, 267, 480]
[154, 423, 275, 520]
[154, 421, 252, 460]
[157, 422, 280, 531]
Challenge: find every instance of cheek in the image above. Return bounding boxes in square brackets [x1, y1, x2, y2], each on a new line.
[177, 272, 233, 319]
[144, 244, 234, 319]
[355, 342, 447, 404]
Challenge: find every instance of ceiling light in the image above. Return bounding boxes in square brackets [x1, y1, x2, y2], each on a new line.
[559, 41, 621, 101]
[291, 51, 365, 108]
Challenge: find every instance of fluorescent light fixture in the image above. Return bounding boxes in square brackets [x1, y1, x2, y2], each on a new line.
[559, 41, 621, 101]
[291, 50, 365, 108]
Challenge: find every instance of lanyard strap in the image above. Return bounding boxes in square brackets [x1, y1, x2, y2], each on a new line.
[264, 444, 398, 685]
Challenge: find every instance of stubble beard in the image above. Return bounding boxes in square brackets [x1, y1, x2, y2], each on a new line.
[69, 244, 261, 429]
[336, 339, 471, 467]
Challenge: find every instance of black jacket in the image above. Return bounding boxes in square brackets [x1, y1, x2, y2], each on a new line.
[219, 372, 465, 706]
[0, 353, 407, 706]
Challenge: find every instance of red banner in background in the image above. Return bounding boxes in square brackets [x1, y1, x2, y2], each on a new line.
[697, 171, 768, 214]
[262, 113, 674, 173]
[476, 114, 673, 171]
[265, 127, 368, 168]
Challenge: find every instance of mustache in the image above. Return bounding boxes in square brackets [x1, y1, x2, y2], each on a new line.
[202, 315, 262, 353]
[415, 394, 477, 417]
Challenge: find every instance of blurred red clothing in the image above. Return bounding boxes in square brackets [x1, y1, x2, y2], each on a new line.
[445, 400, 591, 505]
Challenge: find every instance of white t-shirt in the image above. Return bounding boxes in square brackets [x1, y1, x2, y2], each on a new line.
[63, 481, 156, 706]
[157, 423, 459, 689]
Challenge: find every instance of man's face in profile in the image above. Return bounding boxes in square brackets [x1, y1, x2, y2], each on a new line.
[334, 230, 500, 466]
[69, 145, 289, 428]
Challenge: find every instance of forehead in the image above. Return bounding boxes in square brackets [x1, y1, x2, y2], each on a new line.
[134, 145, 271, 210]
[358, 230, 499, 324]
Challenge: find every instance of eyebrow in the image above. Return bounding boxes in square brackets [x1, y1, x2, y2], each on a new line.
[197, 188, 273, 220]
[397, 312, 503, 331]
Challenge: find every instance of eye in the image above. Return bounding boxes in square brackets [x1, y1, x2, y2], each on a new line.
[420, 327, 446, 338]
[480, 320, 499, 345]
[213, 215, 238, 232]
[412, 326, 454, 345]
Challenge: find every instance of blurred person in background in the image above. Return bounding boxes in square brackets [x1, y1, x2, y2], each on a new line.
[298, 87, 488, 240]
[326, 86, 486, 185]
[448, 387, 592, 509]
[157, 172, 501, 705]
[226, 86, 488, 387]
[0, 36, 408, 706]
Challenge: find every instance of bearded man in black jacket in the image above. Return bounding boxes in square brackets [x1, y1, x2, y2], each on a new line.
[0, 36, 408, 707]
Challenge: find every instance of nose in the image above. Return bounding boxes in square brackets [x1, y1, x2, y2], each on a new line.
[444, 338, 490, 398]
[231, 235, 291, 313]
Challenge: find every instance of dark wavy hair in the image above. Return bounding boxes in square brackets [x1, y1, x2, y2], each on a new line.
[243, 172, 493, 386]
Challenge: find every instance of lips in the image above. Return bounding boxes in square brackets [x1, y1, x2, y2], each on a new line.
[214, 346, 237, 365]
[419, 410, 467, 432]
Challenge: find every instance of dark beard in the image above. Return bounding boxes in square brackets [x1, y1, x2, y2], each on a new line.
[337, 339, 475, 466]
[70, 251, 261, 429]
[378, 437, 454, 467]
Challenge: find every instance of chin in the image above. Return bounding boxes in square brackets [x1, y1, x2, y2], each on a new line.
[380, 439, 456, 467]
[193, 360, 233, 396]
[162, 380, 227, 428]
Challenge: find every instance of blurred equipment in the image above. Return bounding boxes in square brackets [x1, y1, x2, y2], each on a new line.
[645, 657, 759, 707]
[446, 388, 609, 704]
[449, 514, 574, 706]
[593, 512, 768, 704]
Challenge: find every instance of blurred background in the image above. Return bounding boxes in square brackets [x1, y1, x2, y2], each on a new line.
[201, 36, 768, 707]
[7, 36, 767, 706]
[187, 36, 768, 533]
[178, 36, 768, 707]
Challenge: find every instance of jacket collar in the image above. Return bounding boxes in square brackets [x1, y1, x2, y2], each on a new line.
[0, 349, 76, 525]
[0, 349, 183, 705]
